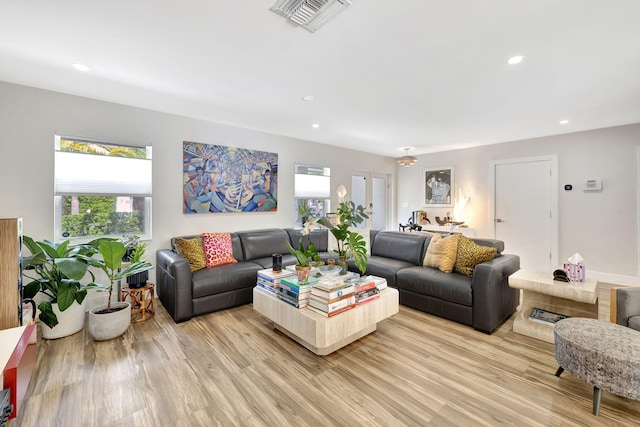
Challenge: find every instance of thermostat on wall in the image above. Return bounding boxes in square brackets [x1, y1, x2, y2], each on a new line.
[583, 178, 603, 192]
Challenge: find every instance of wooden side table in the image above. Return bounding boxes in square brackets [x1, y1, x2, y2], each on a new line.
[121, 283, 155, 322]
[508, 270, 598, 343]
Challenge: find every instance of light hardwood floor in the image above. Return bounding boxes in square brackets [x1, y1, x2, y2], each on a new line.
[16, 287, 640, 427]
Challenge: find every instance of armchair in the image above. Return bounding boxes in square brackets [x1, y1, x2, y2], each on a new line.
[614, 287, 640, 331]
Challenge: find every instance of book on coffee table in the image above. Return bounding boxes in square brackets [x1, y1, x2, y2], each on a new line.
[529, 307, 568, 325]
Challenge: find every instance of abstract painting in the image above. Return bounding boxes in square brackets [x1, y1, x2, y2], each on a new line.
[183, 141, 278, 213]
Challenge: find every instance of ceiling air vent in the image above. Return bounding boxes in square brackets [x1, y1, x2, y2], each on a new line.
[270, 0, 352, 33]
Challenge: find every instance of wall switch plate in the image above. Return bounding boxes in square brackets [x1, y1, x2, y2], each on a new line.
[583, 178, 603, 192]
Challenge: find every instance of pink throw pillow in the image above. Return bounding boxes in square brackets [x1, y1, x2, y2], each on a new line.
[201, 232, 237, 268]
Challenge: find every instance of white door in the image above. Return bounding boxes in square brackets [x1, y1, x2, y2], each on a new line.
[493, 157, 556, 271]
[351, 172, 388, 230]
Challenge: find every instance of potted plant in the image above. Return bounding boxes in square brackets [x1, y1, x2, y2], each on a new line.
[317, 201, 369, 275]
[119, 234, 141, 261]
[22, 236, 93, 339]
[81, 239, 153, 341]
[286, 225, 320, 283]
[297, 203, 315, 225]
[125, 242, 150, 289]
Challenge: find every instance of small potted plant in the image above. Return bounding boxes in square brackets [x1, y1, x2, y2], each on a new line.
[81, 239, 153, 341]
[296, 203, 315, 225]
[22, 236, 93, 339]
[125, 242, 150, 289]
[119, 234, 141, 262]
[286, 228, 320, 284]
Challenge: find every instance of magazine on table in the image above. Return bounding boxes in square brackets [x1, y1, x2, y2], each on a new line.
[529, 307, 568, 324]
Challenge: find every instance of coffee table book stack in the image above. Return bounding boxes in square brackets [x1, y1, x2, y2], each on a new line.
[255, 268, 295, 297]
[278, 275, 318, 308]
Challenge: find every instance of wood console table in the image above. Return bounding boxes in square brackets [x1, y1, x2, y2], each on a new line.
[508, 269, 598, 343]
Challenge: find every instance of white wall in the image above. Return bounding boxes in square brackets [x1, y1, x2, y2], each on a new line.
[0, 81, 396, 283]
[397, 124, 640, 277]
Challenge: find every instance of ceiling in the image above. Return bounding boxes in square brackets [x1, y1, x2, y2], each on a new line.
[1, 0, 639, 157]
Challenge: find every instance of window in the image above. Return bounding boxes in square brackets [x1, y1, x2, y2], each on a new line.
[294, 164, 330, 224]
[54, 135, 152, 242]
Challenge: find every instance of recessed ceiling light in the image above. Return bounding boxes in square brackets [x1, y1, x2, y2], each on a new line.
[312, 123, 320, 128]
[73, 63, 90, 72]
[302, 95, 315, 102]
[507, 55, 524, 65]
[559, 120, 569, 125]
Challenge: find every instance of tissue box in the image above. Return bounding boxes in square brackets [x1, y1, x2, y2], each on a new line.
[563, 263, 585, 282]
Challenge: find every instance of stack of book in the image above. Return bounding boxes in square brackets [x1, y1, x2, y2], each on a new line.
[256, 268, 295, 297]
[308, 279, 356, 317]
[366, 275, 387, 291]
[346, 276, 381, 305]
[278, 275, 318, 308]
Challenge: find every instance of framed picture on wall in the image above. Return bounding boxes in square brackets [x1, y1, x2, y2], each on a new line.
[424, 166, 454, 207]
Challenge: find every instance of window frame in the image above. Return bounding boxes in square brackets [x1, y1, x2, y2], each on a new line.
[53, 134, 152, 243]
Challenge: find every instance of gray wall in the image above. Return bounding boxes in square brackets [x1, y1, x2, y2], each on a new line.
[0, 81, 397, 283]
[397, 124, 640, 277]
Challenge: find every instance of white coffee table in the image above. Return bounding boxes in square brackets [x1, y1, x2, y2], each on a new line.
[253, 287, 399, 355]
[508, 269, 599, 343]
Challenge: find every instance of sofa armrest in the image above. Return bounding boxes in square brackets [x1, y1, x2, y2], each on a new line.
[156, 249, 194, 323]
[471, 254, 520, 333]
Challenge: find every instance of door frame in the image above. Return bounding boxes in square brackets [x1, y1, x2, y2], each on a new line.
[490, 155, 559, 268]
[352, 170, 391, 230]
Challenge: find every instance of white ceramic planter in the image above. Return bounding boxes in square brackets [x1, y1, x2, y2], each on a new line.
[40, 299, 87, 340]
[88, 302, 131, 341]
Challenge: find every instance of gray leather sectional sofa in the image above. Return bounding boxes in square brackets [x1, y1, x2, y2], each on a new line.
[156, 227, 520, 333]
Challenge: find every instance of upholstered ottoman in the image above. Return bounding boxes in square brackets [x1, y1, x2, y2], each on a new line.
[554, 318, 640, 415]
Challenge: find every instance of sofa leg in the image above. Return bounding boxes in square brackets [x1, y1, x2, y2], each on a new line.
[554, 366, 564, 377]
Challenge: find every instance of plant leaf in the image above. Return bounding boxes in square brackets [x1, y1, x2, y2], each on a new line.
[99, 240, 125, 271]
[22, 280, 41, 299]
[38, 301, 58, 328]
[56, 258, 89, 280]
[56, 280, 75, 311]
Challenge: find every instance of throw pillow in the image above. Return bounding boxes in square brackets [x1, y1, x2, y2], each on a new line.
[174, 237, 207, 272]
[453, 235, 497, 277]
[201, 232, 238, 268]
[423, 233, 460, 273]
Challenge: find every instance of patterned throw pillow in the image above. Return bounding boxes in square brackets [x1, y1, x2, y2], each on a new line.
[453, 235, 496, 277]
[423, 233, 460, 273]
[174, 237, 207, 272]
[201, 232, 238, 268]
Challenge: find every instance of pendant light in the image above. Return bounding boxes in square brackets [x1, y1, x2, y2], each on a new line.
[397, 148, 417, 167]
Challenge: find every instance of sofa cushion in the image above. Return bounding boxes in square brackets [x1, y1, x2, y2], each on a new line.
[285, 228, 328, 252]
[370, 231, 428, 266]
[454, 235, 497, 277]
[252, 254, 298, 269]
[397, 266, 473, 306]
[237, 228, 291, 261]
[423, 233, 460, 273]
[192, 261, 262, 298]
[629, 316, 640, 331]
[202, 232, 238, 268]
[174, 236, 206, 272]
[363, 255, 416, 288]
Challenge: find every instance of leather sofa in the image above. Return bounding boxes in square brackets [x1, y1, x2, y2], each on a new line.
[157, 228, 520, 333]
[156, 228, 329, 322]
[361, 230, 520, 333]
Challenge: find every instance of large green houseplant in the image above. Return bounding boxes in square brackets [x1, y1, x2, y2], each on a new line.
[317, 201, 369, 274]
[81, 239, 153, 340]
[22, 236, 93, 337]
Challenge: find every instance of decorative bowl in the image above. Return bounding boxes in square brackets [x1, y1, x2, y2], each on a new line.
[317, 264, 342, 280]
